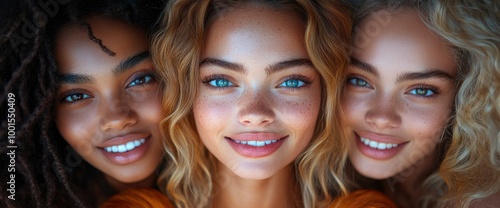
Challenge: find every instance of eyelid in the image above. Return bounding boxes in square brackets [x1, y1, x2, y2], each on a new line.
[406, 84, 440, 98]
[126, 71, 157, 88]
[346, 74, 373, 89]
[59, 89, 93, 103]
[201, 74, 237, 89]
[277, 74, 312, 88]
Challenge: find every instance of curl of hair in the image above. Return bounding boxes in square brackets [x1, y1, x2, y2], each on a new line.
[152, 0, 352, 207]
[428, 0, 500, 207]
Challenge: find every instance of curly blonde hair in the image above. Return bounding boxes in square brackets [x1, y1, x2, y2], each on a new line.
[151, 0, 352, 207]
[428, 0, 500, 207]
[351, 0, 500, 207]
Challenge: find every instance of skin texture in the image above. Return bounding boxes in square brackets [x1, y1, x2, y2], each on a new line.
[343, 10, 456, 184]
[194, 6, 321, 208]
[54, 16, 164, 191]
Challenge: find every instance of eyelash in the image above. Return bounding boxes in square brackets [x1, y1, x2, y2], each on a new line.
[201, 74, 235, 89]
[346, 75, 372, 89]
[127, 72, 157, 88]
[60, 90, 92, 104]
[407, 85, 440, 98]
[278, 74, 312, 89]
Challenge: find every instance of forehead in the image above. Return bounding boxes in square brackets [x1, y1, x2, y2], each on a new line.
[353, 10, 456, 75]
[55, 15, 149, 74]
[203, 6, 307, 59]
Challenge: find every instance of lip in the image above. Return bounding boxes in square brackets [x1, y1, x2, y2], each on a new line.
[99, 133, 149, 148]
[226, 132, 287, 158]
[100, 134, 152, 165]
[354, 131, 408, 160]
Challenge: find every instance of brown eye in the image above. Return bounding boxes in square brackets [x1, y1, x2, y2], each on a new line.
[63, 93, 91, 102]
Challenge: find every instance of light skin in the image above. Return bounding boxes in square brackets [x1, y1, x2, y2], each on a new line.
[342, 10, 456, 205]
[194, 6, 321, 208]
[54, 16, 164, 193]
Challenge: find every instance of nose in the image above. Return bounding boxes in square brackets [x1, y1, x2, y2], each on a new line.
[237, 90, 275, 126]
[99, 98, 138, 132]
[365, 95, 401, 129]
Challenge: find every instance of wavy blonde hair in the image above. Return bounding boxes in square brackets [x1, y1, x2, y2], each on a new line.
[428, 0, 500, 207]
[151, 0, 352, 207]
[352, 0, 500, 207]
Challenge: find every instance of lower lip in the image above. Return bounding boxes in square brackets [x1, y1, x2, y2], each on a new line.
[355, 135, 406, 160]
[101, 136, 151, 165]
[227, 137, 286, 158]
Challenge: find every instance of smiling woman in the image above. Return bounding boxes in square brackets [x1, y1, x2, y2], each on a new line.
[0, 0, 166, 207]
[54, 15, 164, 192]
[152, 0, 352, 207]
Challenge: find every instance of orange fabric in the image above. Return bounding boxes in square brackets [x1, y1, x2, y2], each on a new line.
[330, 189, 397, 208]
[100, 188, 174, 208]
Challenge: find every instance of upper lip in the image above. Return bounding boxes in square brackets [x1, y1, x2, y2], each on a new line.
[356, 131, 406, 144]
[226, 132, 287, 141]
[98, 133, 150, 148]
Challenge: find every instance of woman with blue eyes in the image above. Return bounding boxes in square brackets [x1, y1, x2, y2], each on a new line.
[152, 0, 354, 207]
[342, 0, 500, 207]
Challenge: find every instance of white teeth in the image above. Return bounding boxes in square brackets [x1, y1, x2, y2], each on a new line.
[360, 137, 399, 150]
[234, 139, 278, 147]
[104, 138, 146, 153]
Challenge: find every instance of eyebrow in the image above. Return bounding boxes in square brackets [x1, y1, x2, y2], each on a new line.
[59, 74, 93, 84]
[350, 56, 455, 82]
[350, 57, 379, 77]
[113, 51, 150, 75]
[59, 51, 150, 84]
[200, 58, 313, 74]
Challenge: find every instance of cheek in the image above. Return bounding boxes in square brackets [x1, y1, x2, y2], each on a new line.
[132, 90, 164, 124]
[193, 95, 229, 133]
[55, 107, 96, 155]
[407, 105, 452, 150]
[341, 93, 368, 125]
[280, 89, 322, 137]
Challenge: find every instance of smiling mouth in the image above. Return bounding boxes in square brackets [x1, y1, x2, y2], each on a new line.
[360, 137, 399, 150]
[104, 138, 146, 153]
[232, 139, 280, 147]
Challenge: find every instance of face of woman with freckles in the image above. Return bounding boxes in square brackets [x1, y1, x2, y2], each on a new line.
[194, 6, 321, 179]
[54, 16, 164, 186]
[343, 10, 457, 179]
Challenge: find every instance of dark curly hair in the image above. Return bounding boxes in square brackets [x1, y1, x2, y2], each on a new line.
[0, 0, 164, 207]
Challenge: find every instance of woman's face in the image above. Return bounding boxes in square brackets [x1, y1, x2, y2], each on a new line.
[194, 6, 321, 179]
[55, 16, 164, 185]
[343, 10, 456, 179]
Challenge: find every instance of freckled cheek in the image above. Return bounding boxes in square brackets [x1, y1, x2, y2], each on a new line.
[407, 108, 452, 143]
[193, 95, 231, 134]
[280, 92, 321, 136]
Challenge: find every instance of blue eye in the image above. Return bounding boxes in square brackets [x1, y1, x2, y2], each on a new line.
[63, 93, 91, 102]
[348, 77, 370, 87]
[128, 74, 154, 87]
[208, 78, 234, 87]
[409, 88, 435, 96]
[279, 79, 305, 88]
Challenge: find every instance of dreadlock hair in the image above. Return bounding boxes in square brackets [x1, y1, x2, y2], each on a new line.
[0, 0, 164, 207]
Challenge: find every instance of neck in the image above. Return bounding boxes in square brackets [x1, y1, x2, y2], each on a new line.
[211, 165, 298, 208]
[383, 152, 439, 207]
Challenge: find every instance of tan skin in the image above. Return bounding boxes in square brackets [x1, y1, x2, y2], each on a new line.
[343, 10, 457, 206]
[195, 6, 321, 208]
[54, 16, 164, 203]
